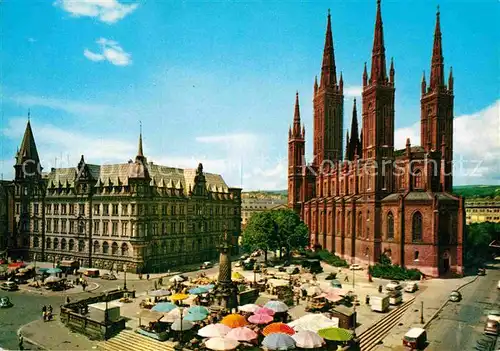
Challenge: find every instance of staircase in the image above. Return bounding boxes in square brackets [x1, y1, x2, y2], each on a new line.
[99, 330, 177, 351]
[358, 297, 416, 351]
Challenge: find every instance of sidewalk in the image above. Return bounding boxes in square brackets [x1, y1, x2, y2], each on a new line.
[372, 274, 478, 350]
[18, 317, 100, 351]
[18, 281, 100, 295]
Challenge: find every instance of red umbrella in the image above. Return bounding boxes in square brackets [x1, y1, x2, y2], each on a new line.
[248, 313, 273, 325]
[263, 322, 295, 336]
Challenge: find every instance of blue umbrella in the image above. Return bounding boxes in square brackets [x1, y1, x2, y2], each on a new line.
[189, 287, 209, 295]
[188, 305, 209, 315]
[262, 333, 296, 350]
[184, 312, 208, 322]
[199, 284, 215, 290]
[38, 268, 49, 273]
[151, 302, 177, 313]
[46, 268, 62, 274]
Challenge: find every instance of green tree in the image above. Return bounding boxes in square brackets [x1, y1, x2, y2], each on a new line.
[241, 211, 277, 263]
[465, 222, 500, 267]
[272, 209, 309, 260]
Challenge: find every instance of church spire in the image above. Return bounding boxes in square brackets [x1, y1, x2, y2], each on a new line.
[320, 9, 337, 88]
[370, 0, 387, 84]
[347, 99, 361, 161]
[292, 91, 303, 138]
[138, 121, 144, 157]
[430, 5, 445, 90]
[16, 116, 40, 165]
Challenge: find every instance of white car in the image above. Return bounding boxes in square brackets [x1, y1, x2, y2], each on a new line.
[349, 264, 363, 271]
[404, 282, 418, 293]
[385, 281, 403, 291]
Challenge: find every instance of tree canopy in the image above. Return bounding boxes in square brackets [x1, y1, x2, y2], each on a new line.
[241, 208, 309, 261]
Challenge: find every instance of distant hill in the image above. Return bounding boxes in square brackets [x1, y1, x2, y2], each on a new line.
[453, 185, 500, 199]
[243, 186, 500, 200]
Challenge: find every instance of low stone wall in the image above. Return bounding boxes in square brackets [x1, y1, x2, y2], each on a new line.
[238, 288, 259, 305]
[60, 289, 134, 340]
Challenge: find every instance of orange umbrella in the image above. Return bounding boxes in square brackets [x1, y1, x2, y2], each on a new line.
[263, 322, 295, 336]
[221, 314, 249, 328]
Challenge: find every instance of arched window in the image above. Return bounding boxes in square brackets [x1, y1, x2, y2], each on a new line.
[414, 251, 420, 261]
[111, 242, 118, 255]
[413, 169, 423, 189]
[346, 211, 351, 237]
[93, 241, 100, 254]
[53, 238, 59, 250]
[121, 243, 129, 256]
[387, 212, 394, 239]
[34, 236, 39, 248]
[412, 212, 423, 241]
[46, 238, 51, 249]
[61, 238, 67, 250]
[102, 241, 109, 254]
[170, 240, 175, 253]
[69, 239, 74, 251]
[78, 240, 85, 252]
[357, 212, 363, 238]
[366, 211, 371, 239]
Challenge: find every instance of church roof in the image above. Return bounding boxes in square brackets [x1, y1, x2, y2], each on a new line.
[382, 191, 460, 202]
[16, 120, 40, 165]
[394, 146, 426, 157]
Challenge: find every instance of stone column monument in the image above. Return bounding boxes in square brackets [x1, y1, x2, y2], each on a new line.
[214, 229, 238, 310]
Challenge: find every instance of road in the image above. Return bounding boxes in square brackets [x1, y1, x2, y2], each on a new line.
[426, 264, 500, 351]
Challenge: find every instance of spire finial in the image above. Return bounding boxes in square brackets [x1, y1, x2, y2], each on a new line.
[138, 121, 144, 157]
[28, 109, 31, 122]
[370, 0, 387, 84]
[437, 4, 440, 16]
[320, 7, 337, 88]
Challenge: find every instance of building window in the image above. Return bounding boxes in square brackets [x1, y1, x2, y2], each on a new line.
[131, 204, 136, 215]
[61, 219, 67, 233]
[61, 204, 67, 215]
[413, 169, 423, 189]
[357, 212, 363, 238]
[46, 219, 52, 233]
[366, 211, 371, 239]
[121, 204, 128, 216]
[78, 220, 85, 235]
[53, 238, 59, 250]
[112, 222, 118, 236]
[34, 236, 39, 248]
[46, 238, 51, 249]
[103, 222, 109, 235]
[69, 239, 75, 251]
[79, 204, 85, 215]
[93, 204, 100, 215]
[93, 221, 100, 234]
[69, 221, 75, 234]
[412, 212, 423, 241]
[346, 211, 351, 237]
[54, 219, 59, 233]
[122, 222, 128, 236]
[34, 203, 39, 215]
[112, 204, 118, 216]
[69, 204, 75, 215]
[111, 242, 118, 255]
[46, 204, 51, 214]
[15, 204, 20, 215]
[414, 250, 419, 261]
[152, 205, 158, 215]
[152, 223, 158, 236]
[162, 204, 167, 215]
[61, 239, 67, 250]
[34, 220, 39, 232]
[180, 222, 184, 234]
[121, 243, 129, 256]
[54, 204, 59, 215]
[171, 205, 176, 216]
[387, 212, 394, 239]
[103, 204, 109, 216]
[103, 241, 109, 254]
[93, 241, 100, 253]
[78, 240, 85, 252]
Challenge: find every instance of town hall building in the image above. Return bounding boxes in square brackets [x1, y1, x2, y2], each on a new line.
[288, 1, 465, 277]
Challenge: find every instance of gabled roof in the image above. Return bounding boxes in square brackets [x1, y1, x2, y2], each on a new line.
[16, 120, 40, 165]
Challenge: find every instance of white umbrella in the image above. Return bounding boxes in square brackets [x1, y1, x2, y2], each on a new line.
[169, 275, 185, 283]
[291, 331, 324, 348]
[164, 308, 189, 322]
[264, 300, 289, 313]
[45, 276, 61, 283]
[306, 286, 323, 296]
[171, 319, 194, 331]
[288, 314, 338, 333]
[205, 337, 240, 351]
[238, 304, 260, 313]
[198, 324, 231, 338]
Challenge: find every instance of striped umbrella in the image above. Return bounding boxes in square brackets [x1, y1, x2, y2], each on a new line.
[263, 322, 295, 336]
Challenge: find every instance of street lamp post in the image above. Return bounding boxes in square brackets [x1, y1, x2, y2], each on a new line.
[253, 263, 257, 284]
[420, 301, 424, 324]
[366, 250, 373, 283]
[104, 292, 109, 340]
[123, 264, 127, 290]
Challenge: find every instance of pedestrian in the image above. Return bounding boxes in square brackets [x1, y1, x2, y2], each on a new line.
[147, 274, 150, 280]
[154, 281, 158, 290]
[66, 296, 71, 304]
[159, 277, 163, 286]
[48, 305, 53, 314]
[18, 335, 24, 351]
[378, 285, 382, 293]
[42, 305, 47, 319]
[344, 275, 349, 282]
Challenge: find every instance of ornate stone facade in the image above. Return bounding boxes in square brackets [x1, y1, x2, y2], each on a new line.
[288, 2, 464, 277]
[10, 124, 242, 273]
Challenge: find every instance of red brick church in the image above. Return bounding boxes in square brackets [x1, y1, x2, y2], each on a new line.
[287, 1, 465, 277]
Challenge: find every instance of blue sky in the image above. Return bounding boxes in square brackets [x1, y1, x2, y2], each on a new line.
[1, 0, 498, 189]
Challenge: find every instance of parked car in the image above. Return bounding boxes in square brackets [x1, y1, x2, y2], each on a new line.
[385, 281, 403, 291]
[484, 314, 500, 336]
[0, 296, 13, 308]
[330, 279, 342, 289]
[478, 268, 486, 276]
[388, 290, 403, 305]
[349, 264, 363, 271]
[101, 273, 117, 280]
[200, 262, 213, 269]
[286, 266, 300, 275]
[449, 290, 462, 302]
[84, 269, 100, 278]
[403, 328, 427, 349]
[404, 282, 419, 293]
[0, 281, 19, 291]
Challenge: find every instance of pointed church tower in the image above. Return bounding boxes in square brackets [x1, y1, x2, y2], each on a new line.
[128, 124, 150, 181]
[421, 6, 454, 192]
[313, 9, 344, 166]
[347, 98, 361, 161]
[288, 92, 305, 213]
[15, 117, 42, 180]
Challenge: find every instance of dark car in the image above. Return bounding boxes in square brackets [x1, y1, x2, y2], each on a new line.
[0, 281, 19, 291]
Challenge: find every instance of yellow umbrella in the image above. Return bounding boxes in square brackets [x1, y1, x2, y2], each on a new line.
[170, 293, 189, 301]
[232, 272, 244, 280]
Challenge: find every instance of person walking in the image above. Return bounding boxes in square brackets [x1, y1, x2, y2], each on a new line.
[18, 335, 24, 350]
[344, 275, 349, 282]
[146, 273, 150, 280]
[42, 305, 47, 320]
[66, 296, 71, 304]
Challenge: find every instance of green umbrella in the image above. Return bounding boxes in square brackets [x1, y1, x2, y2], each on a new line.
[317, 327, 353, 342]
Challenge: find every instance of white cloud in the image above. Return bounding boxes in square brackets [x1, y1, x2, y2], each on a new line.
[54, 0, 138, 24]
[343, 86, 363, 98]
[84, 38, 132, 66]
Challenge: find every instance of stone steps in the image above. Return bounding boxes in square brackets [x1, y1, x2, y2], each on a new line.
[99, 329, 177, 351]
